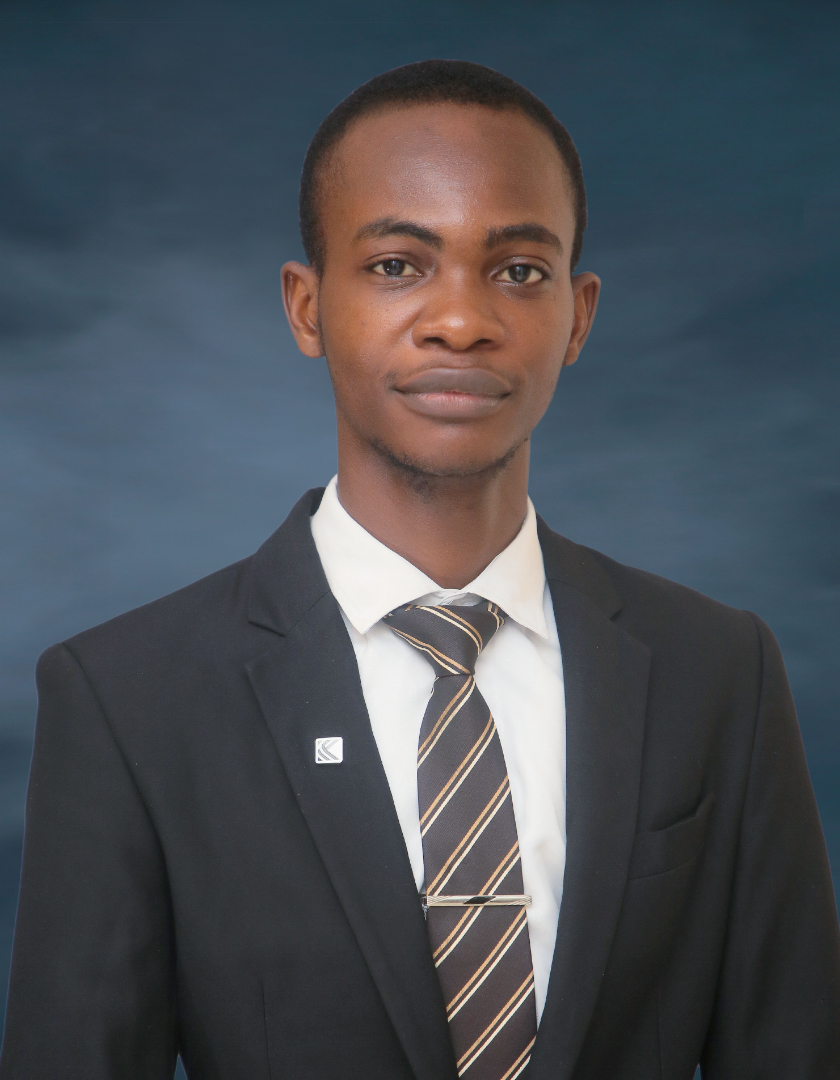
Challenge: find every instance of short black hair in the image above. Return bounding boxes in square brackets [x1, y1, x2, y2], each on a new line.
[300, 59, 587, 274]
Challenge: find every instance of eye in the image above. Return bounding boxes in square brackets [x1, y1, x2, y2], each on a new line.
[370, 258, 418, 278]
[497, 263, 545, 284]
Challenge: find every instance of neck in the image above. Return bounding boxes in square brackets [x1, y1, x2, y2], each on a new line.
[334, 435, 530, 590]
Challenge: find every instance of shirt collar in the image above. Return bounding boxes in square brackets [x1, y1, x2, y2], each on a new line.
[310, 476, 549, 639]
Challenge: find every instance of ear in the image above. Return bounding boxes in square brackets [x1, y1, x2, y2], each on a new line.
[562, 271, 601, 367]
[282, 261, 323, 358]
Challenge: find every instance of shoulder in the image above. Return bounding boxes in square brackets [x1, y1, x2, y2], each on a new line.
[598, 544, 753, 628]
[38, 488, 331, 706]
[46, 555, 256, 678]
[42, 488, 328, 679]
[539, 520, 763, 659]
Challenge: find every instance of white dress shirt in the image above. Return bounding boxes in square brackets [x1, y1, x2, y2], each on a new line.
[310, 476, 566, 1021]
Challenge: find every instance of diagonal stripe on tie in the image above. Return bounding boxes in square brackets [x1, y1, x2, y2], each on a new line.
[385, 601, 537, 1080]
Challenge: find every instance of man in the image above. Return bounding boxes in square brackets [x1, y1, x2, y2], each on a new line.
[1, 59, 838, 1079]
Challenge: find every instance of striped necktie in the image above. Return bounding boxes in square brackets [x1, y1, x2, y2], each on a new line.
[384, 600, 537, 1080]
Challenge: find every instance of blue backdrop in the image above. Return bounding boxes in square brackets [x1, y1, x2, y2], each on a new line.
[1, 0, 838, 1044]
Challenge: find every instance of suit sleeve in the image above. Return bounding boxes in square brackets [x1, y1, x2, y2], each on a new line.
[0, 644, 177, 1079]
[701, 615, 840, 1078]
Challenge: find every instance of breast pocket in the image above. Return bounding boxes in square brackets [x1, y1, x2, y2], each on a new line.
[628, 793, 714, 880]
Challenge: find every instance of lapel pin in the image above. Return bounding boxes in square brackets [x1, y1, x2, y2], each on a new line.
[315, 737, 343, 764]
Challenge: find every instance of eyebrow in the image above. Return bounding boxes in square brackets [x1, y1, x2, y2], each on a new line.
[354, 217, 444, 249]
[485, 223, 563, 252]
[353, 217, 563, 254]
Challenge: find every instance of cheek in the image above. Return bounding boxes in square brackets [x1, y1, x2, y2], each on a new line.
[515, 313, 572, 402]
[322, 334, 393, 432]
[520, 359, 566, 428]
[325, 348, 376, 410]
[320, 285, 405, 380]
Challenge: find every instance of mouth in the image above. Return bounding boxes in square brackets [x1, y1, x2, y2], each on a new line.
[393, 367, 512, 420]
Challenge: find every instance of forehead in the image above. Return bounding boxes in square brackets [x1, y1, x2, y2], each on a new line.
[320, 102, 575, 239]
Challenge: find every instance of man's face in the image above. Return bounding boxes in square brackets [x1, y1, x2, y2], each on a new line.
[285, 102, 599, 479]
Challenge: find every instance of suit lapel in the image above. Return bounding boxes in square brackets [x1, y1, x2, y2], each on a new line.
[529, 525, 651, 1080]
[243, 493, 650, 1080]
[245, 491, 457, 1080]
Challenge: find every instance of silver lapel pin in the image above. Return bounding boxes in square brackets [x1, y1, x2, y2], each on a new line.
[315, 737, 343, 764]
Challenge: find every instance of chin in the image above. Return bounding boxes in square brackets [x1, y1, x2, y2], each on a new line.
[369, 436, 523, 484]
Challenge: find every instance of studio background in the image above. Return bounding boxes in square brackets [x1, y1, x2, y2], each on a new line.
[1, 0, 838, 1042]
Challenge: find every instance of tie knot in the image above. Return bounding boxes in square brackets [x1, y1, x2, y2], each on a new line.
[384, 601, 505, 677]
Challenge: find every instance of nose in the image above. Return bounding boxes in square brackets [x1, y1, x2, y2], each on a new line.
[411, 272, 504, 353]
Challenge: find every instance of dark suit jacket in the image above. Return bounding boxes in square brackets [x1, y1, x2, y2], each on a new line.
[2, 488, 839, 1079]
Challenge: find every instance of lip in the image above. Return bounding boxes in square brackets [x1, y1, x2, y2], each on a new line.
[394, 367, 512, 420]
